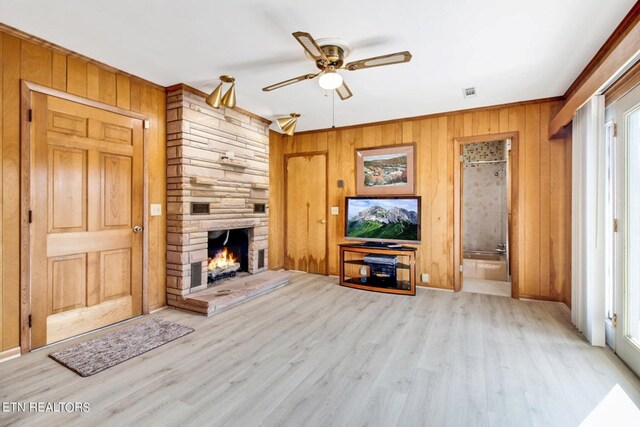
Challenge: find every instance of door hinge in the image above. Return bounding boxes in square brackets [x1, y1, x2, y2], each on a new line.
[613, 123, 618, 138]
[506, 139, 512, 151]
[612, 313, 617, 328]
[144, 120, 150, 129]
[613, 218, 618, 233]
[28, 210, 32, 224]
[28, 314, 32, 328]
[28, 109, 33, 122]
[459, 265, 464, 272]
[459, 155, 464, 162]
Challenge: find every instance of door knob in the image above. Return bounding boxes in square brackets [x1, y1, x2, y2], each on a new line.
[319, 219, 327, 224]
[133, 225, 143, 233]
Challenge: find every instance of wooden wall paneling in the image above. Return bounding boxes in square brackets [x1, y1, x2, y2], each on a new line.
[402, 121, 413, 144]
[156, 87, 167, 310]
[362, 125, 380, 147]
[21, 41, 51, 87]
[381, 123, 397, 145]
[0, 31, 3, 348]
[523, 104, 541, 297]
[472, 110, 490, 135]
[508, 132, 520, 299]
[129, 79, 142, 112]
[508, 106, 526, 296]
[326, 131, 340, 276]
[3, 34, 20, 349]
[269, 99, 571, 301]
[86, 63, 99, 101]
[432, 116, 449, 289]
[499, 108, 509, 133]
[147, 86, 166, 311]
[66, 56, 87, 97]
[268, 131, 284, 270]
[418, 119, 432, 285]
[539, 103, 552, 299]
[51, 52, 66, 91]
[490, 110, 501, 133]
[116, 75, 131, 110]
[98, 69, 117, 106]
[445, 115, 455, 289]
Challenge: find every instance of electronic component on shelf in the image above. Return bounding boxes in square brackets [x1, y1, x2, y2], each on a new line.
[363, 254, 398, 266]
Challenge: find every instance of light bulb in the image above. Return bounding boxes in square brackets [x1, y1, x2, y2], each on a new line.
[319, 71, 343, 90]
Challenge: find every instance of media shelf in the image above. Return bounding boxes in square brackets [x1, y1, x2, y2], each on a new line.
[339, 243, 417, 296]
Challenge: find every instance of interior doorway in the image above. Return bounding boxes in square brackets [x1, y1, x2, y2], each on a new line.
[284, 152, 328, 274]
[454, 132, 519, 298]
[21, 82, 147, 351]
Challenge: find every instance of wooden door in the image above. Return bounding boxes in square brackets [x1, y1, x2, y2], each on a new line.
[30, 93, 144, 349]
[285, 153, 327, 274]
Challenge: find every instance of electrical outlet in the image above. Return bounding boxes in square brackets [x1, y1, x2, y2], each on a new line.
[331, 206, 339, 215]
[151, 204, 162, 216]
[421, 273, 430, 283]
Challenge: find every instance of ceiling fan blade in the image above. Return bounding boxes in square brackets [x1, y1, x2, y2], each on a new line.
[292, 31, 328, 63]
[262, 72, 320, 92]
[345, 51, 412, 71]
[336, 81, 353, 100]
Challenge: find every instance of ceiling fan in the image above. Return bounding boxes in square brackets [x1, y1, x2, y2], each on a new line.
[262, 31, 412, 100]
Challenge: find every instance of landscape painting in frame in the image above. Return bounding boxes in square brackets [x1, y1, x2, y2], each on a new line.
[356, 144, 415, 195]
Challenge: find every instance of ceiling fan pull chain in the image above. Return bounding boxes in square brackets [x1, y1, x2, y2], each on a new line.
[332, 89, 335, 128]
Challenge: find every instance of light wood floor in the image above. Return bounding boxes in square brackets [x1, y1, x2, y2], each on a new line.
[462, 277, 512, 298]
[1, 273, 640, 426]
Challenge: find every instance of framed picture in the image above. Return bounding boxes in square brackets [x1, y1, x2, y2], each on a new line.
[355, 143, 416, 195]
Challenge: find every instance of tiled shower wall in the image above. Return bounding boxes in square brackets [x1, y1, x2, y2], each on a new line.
[462, 140, 507, 252]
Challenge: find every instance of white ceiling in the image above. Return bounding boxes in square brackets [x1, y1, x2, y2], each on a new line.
[0, 0, 635, 131]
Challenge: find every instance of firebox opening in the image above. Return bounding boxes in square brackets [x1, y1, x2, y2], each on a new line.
[207, 229, 249, 284]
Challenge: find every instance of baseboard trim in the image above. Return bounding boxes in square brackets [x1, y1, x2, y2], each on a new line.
[0, 347, 21, 363]
[519, 293, 564, 303]
[421, 285, 454, 292]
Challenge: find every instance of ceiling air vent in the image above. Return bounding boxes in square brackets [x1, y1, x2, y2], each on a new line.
[462, 87, 477, 98]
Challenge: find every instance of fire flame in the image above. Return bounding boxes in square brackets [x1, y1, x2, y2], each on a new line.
[207, 248, 237, 271]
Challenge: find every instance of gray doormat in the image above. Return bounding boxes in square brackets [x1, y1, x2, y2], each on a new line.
[49, 318, 194, 377]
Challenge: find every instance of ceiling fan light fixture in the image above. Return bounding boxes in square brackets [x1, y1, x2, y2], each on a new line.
[277, 113, 301, 136]
[319, 71, 343, 90]
[205, 82, 223, 108]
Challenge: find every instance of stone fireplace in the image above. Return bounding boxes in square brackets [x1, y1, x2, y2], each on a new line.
[165, 84, 271, 309]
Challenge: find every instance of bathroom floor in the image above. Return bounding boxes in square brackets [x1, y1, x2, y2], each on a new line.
[462, 277, 511, 297]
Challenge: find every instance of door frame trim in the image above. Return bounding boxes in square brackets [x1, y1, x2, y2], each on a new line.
[19, 80, 150, 353]
[283, 151, 329, 274]
[453, 131, 520, 298]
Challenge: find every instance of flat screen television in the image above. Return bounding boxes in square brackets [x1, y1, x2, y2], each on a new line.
[345, 196, 421, 244]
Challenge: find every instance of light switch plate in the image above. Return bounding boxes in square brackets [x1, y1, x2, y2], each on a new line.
[421, 273, 430, 283]
[331, 206, 339, 215]
[151, 204, 162, 216]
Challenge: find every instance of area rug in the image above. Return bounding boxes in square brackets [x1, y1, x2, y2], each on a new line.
[49, 318, 194, 377]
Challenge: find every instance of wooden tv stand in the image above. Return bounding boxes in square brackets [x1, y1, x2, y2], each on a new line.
[338, 243, 416, 295]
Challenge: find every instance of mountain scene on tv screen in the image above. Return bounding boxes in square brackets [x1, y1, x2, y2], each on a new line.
[363, 153, 407, 187]
[347, 201, 418, 240]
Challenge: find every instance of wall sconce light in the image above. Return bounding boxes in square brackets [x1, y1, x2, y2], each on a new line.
[206, 75, 236, 109]
[276, 113, 301, 136]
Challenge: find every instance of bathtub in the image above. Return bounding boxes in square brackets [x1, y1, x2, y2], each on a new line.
[463, 250, 508, 281]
